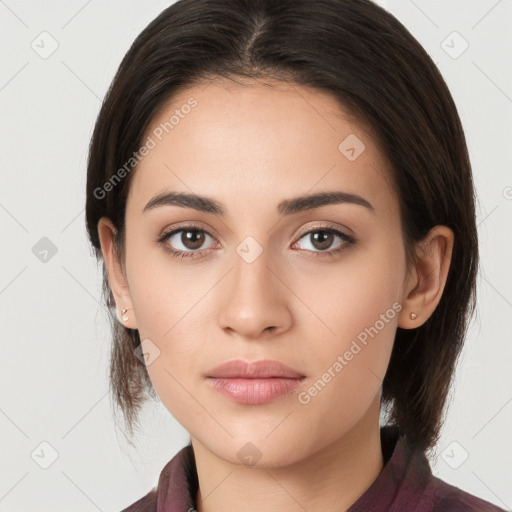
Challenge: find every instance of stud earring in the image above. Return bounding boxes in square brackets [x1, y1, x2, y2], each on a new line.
[410, 312, 417, 320]
[121, 308, 129, 322]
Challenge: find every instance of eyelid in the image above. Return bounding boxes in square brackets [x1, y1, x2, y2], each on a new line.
[158, 221, 219, 241]
[294, 221, 355, 240]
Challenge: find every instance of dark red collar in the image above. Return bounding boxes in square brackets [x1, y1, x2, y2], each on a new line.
[122, 425, 505, 511]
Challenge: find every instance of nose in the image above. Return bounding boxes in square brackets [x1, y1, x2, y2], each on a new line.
[217, 246, 293, 340]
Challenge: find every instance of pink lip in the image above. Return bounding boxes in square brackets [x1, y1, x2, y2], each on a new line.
[207, 359, 305, 379]
[206, 359, 306, 405]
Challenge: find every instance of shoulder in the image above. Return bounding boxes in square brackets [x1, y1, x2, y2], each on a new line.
[430, 474, 506, 511]
[119, 487, 157, 512]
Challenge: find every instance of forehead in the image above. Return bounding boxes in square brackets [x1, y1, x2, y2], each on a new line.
[127, 79, 397, 220]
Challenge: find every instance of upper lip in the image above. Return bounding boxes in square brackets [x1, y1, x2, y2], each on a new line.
[207, 359, 305, 379]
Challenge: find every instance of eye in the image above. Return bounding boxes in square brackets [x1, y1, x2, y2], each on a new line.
[157, 225, 217, 259]
[292, 227, 356, 257]
[157, 224, 356, 260]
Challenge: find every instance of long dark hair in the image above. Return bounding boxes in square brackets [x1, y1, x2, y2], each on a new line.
[85, 0, 478, 453]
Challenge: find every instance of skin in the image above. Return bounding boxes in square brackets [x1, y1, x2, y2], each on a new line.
[98, 78, 453, 512]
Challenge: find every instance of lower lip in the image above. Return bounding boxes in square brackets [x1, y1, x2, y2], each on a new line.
[206, 377, 305, 405]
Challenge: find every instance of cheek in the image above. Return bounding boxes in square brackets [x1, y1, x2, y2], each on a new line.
[125, 239, 205, 339]
[313, 238, 404, 337]
[299, 239, 405, 398]
[295, 283, 400, 439]
[123, 240, 215, 404]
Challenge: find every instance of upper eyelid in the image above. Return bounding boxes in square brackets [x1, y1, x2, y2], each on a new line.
[294, 222, 354, 239]
[160, 222, 351, 236]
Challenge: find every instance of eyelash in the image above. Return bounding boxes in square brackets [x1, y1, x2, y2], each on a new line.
[157, 223, 356, 260]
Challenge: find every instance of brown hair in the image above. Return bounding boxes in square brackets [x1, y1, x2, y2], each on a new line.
[85, 0, 478, 453]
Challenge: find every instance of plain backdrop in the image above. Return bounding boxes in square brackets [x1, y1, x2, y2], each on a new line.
[1, 1, 511, 511]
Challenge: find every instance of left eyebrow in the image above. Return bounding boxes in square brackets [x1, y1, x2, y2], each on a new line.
[142, 190, 375, 216]
[277, 191, 375, 215]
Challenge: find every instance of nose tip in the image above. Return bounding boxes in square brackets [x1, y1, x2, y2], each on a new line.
[217, 254, 292, 339]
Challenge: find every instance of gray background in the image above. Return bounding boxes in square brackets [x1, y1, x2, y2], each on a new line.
[1, 0, 511, 510]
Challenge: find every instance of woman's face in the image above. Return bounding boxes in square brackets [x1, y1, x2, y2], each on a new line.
[117, 79, 411, 466]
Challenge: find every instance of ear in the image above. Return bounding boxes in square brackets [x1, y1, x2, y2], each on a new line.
[398, 225, 454, 329]
[97, 217, 138, 330]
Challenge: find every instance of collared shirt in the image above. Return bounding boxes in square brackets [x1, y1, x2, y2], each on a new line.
[120, 425, 506, 511]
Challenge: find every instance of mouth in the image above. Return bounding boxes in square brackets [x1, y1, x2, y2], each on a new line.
[206, 359, 306, 405]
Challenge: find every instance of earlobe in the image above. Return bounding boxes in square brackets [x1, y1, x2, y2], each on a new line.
[97, 217, 138, 329]
[398, 226, 454, 329]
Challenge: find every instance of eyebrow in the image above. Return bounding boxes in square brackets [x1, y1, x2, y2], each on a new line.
[142, 190, 375, 216]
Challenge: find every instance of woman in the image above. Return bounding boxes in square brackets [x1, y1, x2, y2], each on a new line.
[85, 0, 506, 510]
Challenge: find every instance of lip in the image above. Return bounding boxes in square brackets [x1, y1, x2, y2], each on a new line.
[207, 359, 305, 379]
[206, 359, 306, 405]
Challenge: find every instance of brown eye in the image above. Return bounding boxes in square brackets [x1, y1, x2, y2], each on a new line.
[309, 230, 335, 251]
[180, 229, 206, 250]
[294, 228, 354, 254]
[159, 226, 216, 258]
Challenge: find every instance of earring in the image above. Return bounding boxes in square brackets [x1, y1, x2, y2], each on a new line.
[121, 308, 129, 322]
[410, 312, 417, 320]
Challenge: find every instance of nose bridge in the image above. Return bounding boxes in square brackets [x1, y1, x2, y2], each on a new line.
[217, 237, 291, 337]
[234, 241, 274, 300]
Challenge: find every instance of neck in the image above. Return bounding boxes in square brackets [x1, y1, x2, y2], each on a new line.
[193, 396, 384, 512]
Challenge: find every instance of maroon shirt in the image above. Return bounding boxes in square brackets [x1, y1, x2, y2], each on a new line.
[120, 425, 506, 511]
